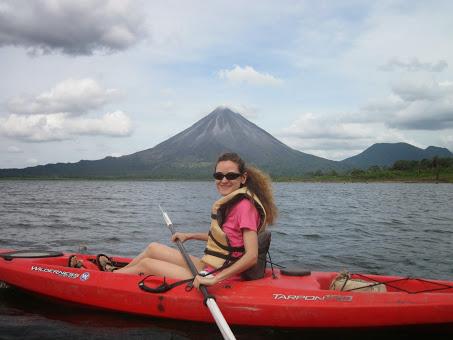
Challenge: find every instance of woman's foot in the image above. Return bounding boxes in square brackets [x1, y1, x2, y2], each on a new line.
[68, 255, 84, 268]
[96, 254, 117, 272]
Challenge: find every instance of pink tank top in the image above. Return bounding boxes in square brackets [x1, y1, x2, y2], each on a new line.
[222, 198, 260, 257]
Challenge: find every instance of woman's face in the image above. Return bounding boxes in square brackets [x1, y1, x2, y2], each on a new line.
[215, 160, 247, 196]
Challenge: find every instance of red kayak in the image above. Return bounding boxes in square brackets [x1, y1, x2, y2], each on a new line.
[1, 249, 452, 328]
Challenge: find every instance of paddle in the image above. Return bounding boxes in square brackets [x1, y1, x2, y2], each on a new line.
[158, 205, 236, 340]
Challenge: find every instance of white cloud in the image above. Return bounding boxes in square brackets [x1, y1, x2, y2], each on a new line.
[279, 74, 453, 159]
[0, 78, 131, 142]
[282, 136, 369, 161]
[160, 88, 175, 96]
[216, 104, 259, 119]
[6, 145, 23, 153]
[391, 77, 451, 102]
[281, 127, 413, 161]
[278, 112, 378, 159]
[360, 94, 407, 121]
[439, 81, 453, 87]
[390, 99, 453, 130]
[7, 78, 119, 116]
[441, 134, 453, 151]
[360, 77, 453, 130]
[161, 100, 175, 110]
[232, 105, 259, 119]
[0, 0, 147, 56]
[0, 111, 132, 142]
[279, 112, 410, 160]
[316, 1, 453, 86]
[280, 112, 369, 140]
[218, 65, 283, 86]
[0, 113, 67, 142]
[379, 57, 448, 72]
[69, 111, 132, 137]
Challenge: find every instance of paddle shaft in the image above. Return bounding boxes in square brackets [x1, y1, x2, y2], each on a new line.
[160, 208, 236, 340]
[167, 224, 205, 289]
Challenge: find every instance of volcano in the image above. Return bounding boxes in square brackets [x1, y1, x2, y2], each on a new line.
[0, 107, 344, 178]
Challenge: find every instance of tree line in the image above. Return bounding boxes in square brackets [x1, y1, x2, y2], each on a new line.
[391, 156, 453, 171]
[305, 157, 453, 182]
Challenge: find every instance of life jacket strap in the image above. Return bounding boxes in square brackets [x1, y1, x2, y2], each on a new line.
[208, 230, 245, 252]
[203, 248, 241, 262]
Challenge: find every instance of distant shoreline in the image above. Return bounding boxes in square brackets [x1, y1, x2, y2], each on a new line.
[1, 176, 451, 183]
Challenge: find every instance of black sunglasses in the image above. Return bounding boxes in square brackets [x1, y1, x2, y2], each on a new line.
[213, 172, 242, 180]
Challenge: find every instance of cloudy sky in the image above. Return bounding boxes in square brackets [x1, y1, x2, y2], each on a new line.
[1, 0, 453, 169]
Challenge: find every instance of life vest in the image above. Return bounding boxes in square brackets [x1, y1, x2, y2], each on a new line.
[201, 187, 267, 269]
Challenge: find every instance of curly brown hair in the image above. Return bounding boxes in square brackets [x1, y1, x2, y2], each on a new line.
[215, 152, 278, 226]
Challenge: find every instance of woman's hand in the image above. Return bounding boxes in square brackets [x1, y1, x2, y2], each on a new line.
[193, 274, 218, 289]
[171, 232, 191, 243]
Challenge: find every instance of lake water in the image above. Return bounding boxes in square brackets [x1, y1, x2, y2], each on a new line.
[0, 180, 452, 339]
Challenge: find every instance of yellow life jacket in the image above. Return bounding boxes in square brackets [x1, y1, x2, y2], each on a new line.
[201, 187, 267, 269]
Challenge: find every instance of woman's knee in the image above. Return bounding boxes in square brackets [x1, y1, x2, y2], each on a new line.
[145, 242, 164, 257]
[146, 242, 169, 259]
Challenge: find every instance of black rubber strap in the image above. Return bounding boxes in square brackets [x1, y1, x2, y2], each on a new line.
[138, 275, 194, 294]
[203, 249, 231, 260]
[208, 231, 245, 252]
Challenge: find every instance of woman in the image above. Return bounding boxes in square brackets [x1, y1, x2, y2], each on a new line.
[98, 152, 277, 288]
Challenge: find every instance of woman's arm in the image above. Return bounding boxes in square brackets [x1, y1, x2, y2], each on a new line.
[172, 232, 208, 243]
[193, 229, 258, 288]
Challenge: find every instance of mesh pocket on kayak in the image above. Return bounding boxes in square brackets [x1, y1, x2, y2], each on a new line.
[329, 272, 387, 292]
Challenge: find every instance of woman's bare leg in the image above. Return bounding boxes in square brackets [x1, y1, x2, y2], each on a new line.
[122, 242, 203, 271]
[115, 258, 194, 279]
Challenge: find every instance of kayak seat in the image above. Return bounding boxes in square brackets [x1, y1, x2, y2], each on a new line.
[241, 230, 272, 281]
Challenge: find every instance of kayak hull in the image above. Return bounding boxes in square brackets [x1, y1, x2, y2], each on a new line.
[1, 249, 452, 328]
